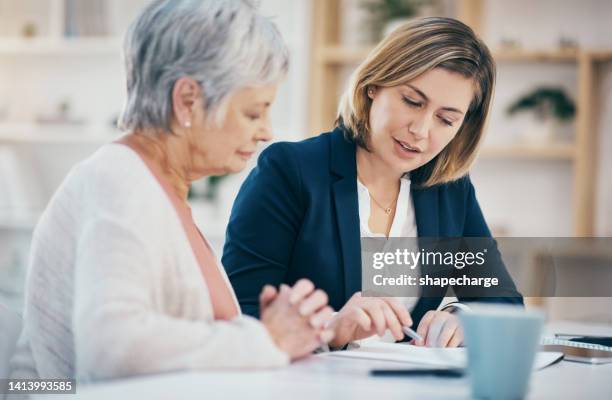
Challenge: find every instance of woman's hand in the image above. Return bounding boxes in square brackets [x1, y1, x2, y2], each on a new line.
[260, 279, 334, 361]
[413, 310, 463, 348]
[327, 292, 413, 349]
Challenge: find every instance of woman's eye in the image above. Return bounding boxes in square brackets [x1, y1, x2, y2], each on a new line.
[402, 97, 422, 108]
[439, 117, 454, 127]
[247, 114, 261, 121]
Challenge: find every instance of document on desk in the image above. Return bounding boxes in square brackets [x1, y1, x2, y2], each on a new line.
[322, 342, 562, 371]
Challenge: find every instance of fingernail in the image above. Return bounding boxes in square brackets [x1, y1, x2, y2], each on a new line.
[320, 330, 334, 343]
[299, 305, 309, 316]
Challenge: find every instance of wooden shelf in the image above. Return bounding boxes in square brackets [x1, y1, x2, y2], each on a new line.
[0, 133, 113, 144]
[318, 46, 372, 65]
[318, 46, 582, 65]
[478, 144, 575, 160]
[590, 50, 612, 62]
[0, 123, 121, 143]
[0, 124, 119, 144]
[0, 37, 121, 55]
[492, 48, 578, 63]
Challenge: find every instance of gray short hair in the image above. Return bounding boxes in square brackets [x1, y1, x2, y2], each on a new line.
[118, 0, 289, 132]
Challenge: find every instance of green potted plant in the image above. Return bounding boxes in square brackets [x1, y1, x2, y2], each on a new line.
[203, 175, 228, 202]
[361, 0, 433, 40]
[187, 175, 230, 224]
[506, 87, 576, 144]
[188, 175, 228, 203]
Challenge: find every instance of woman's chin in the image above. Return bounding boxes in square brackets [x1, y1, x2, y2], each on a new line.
[386, 157, 422, 175]
[226, 159, 249, 174]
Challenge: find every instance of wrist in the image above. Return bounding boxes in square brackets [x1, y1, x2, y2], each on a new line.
[261, 316, 282, 349]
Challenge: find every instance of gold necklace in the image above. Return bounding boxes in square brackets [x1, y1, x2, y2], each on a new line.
[371, 194, 397, 215]
[358, 174, 398, 215]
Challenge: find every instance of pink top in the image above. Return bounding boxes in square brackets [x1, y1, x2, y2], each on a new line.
[115, 139, 239, 321]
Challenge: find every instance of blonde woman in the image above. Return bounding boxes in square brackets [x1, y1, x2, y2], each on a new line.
[9, 0, 334, 382]
[223, 17, 522, 350]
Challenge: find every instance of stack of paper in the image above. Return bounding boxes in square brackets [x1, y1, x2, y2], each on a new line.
[323, 342, 562, 371]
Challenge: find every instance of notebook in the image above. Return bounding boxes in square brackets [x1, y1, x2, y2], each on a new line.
[322, 342, 563, 371]
[541, 336, 612, 364]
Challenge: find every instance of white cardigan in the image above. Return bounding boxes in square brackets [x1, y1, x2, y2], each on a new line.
[9, 144, 289, 383]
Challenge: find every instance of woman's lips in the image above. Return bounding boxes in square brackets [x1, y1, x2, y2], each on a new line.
[236, 150, 255, 160]
[393, 138, 422, 159]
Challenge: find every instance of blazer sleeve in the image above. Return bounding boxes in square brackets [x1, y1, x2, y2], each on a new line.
[73, 216, 289, 382]
[222, 143, 304, 318]
[454, 177, 524, 305]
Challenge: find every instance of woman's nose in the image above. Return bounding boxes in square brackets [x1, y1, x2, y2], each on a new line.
[408, 114, 431, 140]
[255, 119, 273, 142]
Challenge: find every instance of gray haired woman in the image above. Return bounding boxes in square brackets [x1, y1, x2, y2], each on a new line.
[9, 0, 333, 382]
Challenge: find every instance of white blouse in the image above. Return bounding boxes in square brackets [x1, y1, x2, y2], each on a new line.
[357, 174, 417, 238]
[357, 175, 420, 312]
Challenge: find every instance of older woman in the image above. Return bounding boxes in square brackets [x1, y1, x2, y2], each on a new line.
[223, 17, 523, 350]
[9, 0, 333, 382]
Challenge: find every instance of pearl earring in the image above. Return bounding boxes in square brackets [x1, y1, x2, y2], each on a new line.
[184, 121, 191, 128]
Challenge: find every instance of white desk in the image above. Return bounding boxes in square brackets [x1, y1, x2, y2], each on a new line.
[35, 321, 612, 400]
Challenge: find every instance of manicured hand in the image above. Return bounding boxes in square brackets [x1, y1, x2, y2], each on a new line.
[413, 310, 463, 348]
[260, 279, 334, 360]
[327, 292, 412, 349]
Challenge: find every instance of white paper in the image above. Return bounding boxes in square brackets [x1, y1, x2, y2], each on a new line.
[323, 342, 562, 371]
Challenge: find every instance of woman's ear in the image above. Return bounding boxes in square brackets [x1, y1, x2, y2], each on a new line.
[172, 77, 201, 129]
[367, 86, 377, 100]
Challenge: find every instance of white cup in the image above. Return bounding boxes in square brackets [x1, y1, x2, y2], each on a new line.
[460, 304, 544, 400]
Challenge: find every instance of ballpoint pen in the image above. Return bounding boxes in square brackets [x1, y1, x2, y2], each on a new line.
[402, 326, 424, 342]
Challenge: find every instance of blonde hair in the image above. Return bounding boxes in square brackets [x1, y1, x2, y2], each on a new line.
[337, 17, 495, 187]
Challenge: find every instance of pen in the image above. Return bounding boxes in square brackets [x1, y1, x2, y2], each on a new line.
[554, 333, 581, 340]
[402, 326, 424, 342]
[371, 368, 464, 378]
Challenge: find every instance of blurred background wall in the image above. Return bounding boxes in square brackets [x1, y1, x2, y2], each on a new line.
[0, 0, 610, 321]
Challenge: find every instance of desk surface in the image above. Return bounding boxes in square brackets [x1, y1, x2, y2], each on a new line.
[36, 320, 612, 400]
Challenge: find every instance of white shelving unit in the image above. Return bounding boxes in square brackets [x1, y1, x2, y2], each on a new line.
[0, 0, 148, 311]
[0, 37, 121, 55]
[0, 0, 143, 215]
[0, 123, 119, 144]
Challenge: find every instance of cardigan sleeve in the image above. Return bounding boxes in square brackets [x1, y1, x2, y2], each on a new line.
[222, 143, 304, 318]
[73, 215, 288, 382]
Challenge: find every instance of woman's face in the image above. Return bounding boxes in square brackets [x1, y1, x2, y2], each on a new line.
[367, 68, 475, 176]
[187, 84, 277, 177]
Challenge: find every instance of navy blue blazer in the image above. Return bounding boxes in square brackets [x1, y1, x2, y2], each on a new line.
[222, 127, 523, 327]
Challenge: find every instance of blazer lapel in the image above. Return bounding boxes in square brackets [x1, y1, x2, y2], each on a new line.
[332, 179, 361, 301]
[411, 182, 442, 326]
[329, 129, 361, 301]
[411, 184, 439, 237]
